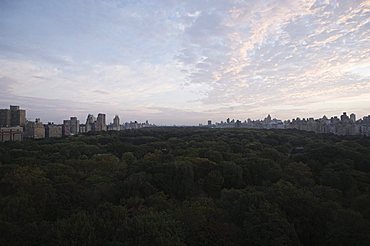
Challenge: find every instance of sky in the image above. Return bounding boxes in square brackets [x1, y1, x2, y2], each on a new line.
[0, 0, 369, 125]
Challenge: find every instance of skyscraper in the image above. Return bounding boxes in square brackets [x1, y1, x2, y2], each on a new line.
[0, 105, 26, 127]
[45, 123, 62, 138]
[0, 127, 23, 142]
[25, 118, 45, 139]
[63, 120, 71, 136]
[10, 105, 26, 127]
[96, 113, 107, 131]
[350, 113, 356, 123]
[70, 117, 79, 135]
[113, 115, 120, 126]
[0, 109, 10, 127]
[341, 112, 350, 122]
[113, 115, 120, 131]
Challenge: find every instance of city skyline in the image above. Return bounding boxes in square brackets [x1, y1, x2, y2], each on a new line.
[2, 104, 370, 142]
[1, 0, 369, 125]
[2, 103, 370, 127]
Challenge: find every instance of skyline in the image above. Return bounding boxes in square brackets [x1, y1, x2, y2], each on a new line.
[1, 104, 369, 127]
[1, 0, 370, 125]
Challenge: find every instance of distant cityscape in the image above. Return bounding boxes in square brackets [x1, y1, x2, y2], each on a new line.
[203, 112, 370, 137]
[1, 105, 370, 142]
[0, 105, 154, 142]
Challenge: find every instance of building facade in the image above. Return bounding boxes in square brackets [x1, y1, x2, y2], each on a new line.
[25, 118, 45, 139]
[0, 126, 23, 142]
[0, 105, 26, 127]
[108, 115, 120, 131]
[0, 109, 11, 127]
[96, 113, 107, 131]
[45, 123, 63, 138]
[70, 117, 79, 135]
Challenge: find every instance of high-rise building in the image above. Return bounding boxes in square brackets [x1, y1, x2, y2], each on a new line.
[265, 114, 272, 123]
[10, 105, 26, 127]
[0, 105, 26, 127]
[62, 117, 80, 136]
[350, 113, 356, 123]
[96, 113, 107, 131]
[0, 126, 23, 142]
[79, 124, 87, 133]
[63, 120, 71, 136]
[109, 115, 120, 131]
[0, 109, 10, 127]
[70, 117, 79, 135]
[113, 115, 120, 127]
[85, 114, 96, 132]
[45, 123, 62, 138]
[25, 118, 45, 139]
[341, 112, 350, 122]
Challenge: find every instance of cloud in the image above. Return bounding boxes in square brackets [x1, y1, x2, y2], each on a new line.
[0, 0, 369, 124]
[176, 0, 370, 116]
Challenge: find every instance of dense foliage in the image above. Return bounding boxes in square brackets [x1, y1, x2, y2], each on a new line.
[1, 127, 370, 245]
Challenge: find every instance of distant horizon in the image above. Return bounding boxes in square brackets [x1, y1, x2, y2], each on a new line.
[1, 1, 369, 125]
[1, 103, 369, 126]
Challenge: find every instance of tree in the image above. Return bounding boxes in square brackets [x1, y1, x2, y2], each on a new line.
[204, 170, 224, 198]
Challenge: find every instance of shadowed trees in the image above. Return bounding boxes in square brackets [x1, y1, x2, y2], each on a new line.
[0, 127, 370, 245]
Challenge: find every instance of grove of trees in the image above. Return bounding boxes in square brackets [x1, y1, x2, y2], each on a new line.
[1, 127, 370, 245]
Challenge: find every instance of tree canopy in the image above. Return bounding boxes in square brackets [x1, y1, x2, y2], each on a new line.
[1, 127, 370, 245]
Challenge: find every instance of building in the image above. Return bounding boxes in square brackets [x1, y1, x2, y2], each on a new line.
[83, 113, 108, 132]
[96, 113, 107, 131]
[0, 109, 11, 127]
[340, 112, 350, 123]
[113, 115, 120, 130]
[0, 105, 26, 127]
[350, 113, 356, 123]
[265, 114, 272, 123]
[10, 105, 26, 127]
[85, 114, 96, 132]
[45, 123, 62, 138]
[62, 117, 80, 136]
[25, 118, 45, 139]
[0, 126, 23, 142]
[108, 115, 121, 131]
[79, 124, 87, 133]
[63, 120, 71, 136]
[70, 117, 79, 135]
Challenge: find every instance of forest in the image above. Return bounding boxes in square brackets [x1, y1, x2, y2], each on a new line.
[1, 127, 370, 246]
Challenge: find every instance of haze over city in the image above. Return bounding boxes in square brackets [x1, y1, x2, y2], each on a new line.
[0, 0, 369, 125]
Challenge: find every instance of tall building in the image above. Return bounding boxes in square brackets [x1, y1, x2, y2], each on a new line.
[341, 112, 350, 122]
[63, 120, 71, 136]
[85, 114, 96, 132]
[0, 105, 26, 127]
[108, 115, 120, 131]
[96, 113, 107, 131]
[79, 124, 87, 133]
[62, 117, 80, 136]
[45, 123, 62, 138]
[113, 115, 120, 127]
[0, 126, 23, 142]
[265, 114, 272, 123]
[25, 118, 45, 139]
[0, 109, 11, 127]
[10, 105, 26, 127]
[70, 117, 79, 135]
[350, 113, 356, 123]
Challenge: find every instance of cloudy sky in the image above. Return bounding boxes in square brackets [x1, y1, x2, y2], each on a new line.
[0, 0, 369, 125]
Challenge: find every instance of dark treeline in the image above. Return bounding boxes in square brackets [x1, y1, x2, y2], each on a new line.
[1, 128, 370, 245]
